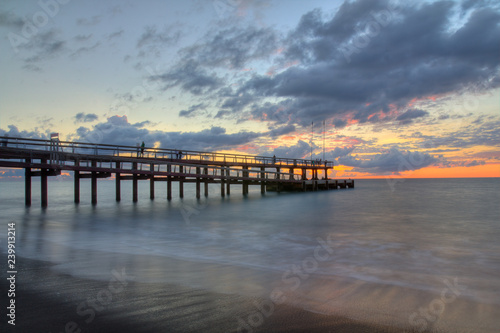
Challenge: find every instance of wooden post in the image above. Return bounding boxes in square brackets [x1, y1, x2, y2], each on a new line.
[150, 163, 155, 200]
[260, 166, 265, 194]
[74, 170, 80, 204]
[220, 167, 225, 197]
[91, 160, 97, 205]
[196, 167, 201, 199]
[167, 164, 172, 200]
[242, 166, 248, 195]
[179, 165, 184, 198]
[132, 162, 138, 202]
[41, 165, 48, 208]
[25, 158, 31, 206]
[226, 167, 230, 195]
[204, 167, 208, 197]
[115, 161, 121, 202]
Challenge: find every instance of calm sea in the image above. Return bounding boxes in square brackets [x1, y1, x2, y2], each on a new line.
[1, 178, 499, 331]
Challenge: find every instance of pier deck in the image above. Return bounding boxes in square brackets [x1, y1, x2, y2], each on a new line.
[0, 136, 354, 207]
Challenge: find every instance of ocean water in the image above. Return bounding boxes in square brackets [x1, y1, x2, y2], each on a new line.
[1, 178, 499, 331]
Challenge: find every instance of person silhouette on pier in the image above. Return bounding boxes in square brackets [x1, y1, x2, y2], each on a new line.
[140, 141, 145, 157]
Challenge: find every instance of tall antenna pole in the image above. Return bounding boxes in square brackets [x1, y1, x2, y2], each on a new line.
[323, 120, 325, 161]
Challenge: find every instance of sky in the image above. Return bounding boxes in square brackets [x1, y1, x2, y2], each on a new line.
[0, 0, 499, 179]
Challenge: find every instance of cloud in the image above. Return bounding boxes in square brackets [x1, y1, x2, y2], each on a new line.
[74, 113, 98, 123]
[179, 103, 207, 118]
[330, 146, 356, 159]
[261, 140, 313, 159]
[0, 11, 24, 29]
[0, 125, 48, 139]
[147, 24, 278, 96]
[150, 59, 223, 95]
[76, 16, 101, 26]
[137, 25, 181, 49]
[179, 25, 278, 69]
[396, 109, 429, 124]
[218, 0, 500, 127]
[268, 124, 296, 138]
[73, 115, 262, 151]
[338, 147, 439, 174]
[413, 118, 500, 149]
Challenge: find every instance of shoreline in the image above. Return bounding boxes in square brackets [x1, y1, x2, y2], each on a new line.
[2, 255, 422, 333]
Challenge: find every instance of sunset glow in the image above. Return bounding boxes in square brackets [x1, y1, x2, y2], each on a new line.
[0, 0, 498, 180]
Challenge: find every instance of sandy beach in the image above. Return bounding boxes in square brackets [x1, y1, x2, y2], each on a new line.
[1, 256, 422, 333]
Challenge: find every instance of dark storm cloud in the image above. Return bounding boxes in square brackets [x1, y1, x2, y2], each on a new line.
[338, 147, 439, 174]
[74, 112, 98, 123]
[237, 0, 500, 126]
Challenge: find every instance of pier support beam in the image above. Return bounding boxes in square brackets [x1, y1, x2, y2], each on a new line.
[179, 165, 184, 198]
[74, 170, 80, 204]
[226, 167, 230, 195]
[74, 159, 80, 204]
[220, 168, 225, 197]
[204, 167, 208, 197]
[167, 164, 172, 200]
[132, 162, 138, 202]
[260, 166, 265, 194]
[91, 160, 97, 205]
[115, 162, 121, 202]
[196, 167, 201, 199]
[242, 166, 248, 195]
[150, 163, 155, 200]
[41, 164, 48, 208]
[25, 159, 31, 207]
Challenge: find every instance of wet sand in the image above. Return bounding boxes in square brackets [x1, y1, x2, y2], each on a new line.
[1, 256, 424, 333]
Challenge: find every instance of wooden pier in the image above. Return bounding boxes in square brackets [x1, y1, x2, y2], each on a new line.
[0, 136, 354, 207]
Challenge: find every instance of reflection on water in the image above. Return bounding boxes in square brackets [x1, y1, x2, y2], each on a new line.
[1, 178, 500, 330]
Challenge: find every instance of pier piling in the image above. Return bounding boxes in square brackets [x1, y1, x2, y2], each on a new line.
[0, 136, 354, 206]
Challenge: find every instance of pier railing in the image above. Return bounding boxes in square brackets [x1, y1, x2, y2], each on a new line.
[0, 136, 333, 168]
